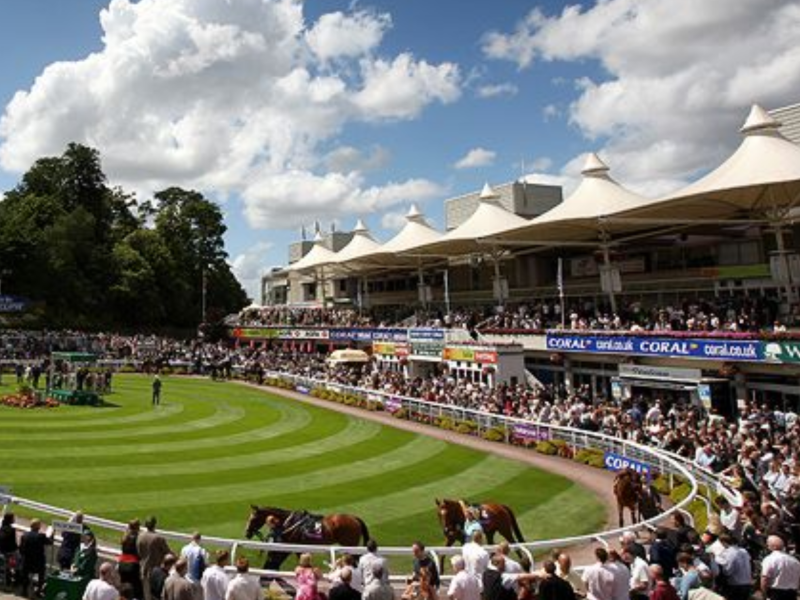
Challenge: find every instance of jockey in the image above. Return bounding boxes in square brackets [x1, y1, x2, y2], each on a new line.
[265, 515, 283, 543]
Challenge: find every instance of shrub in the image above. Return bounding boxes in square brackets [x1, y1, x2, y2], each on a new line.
[455, 422, 474, 435]
[573, 448, 605, 468]
[393, 408, 408, 419]
[436, 417, 455, 431]
[483, 427, 505, 442]
[535, 441, 558, 455]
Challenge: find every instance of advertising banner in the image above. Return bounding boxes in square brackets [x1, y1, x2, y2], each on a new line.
[763, 341, 800, 364]
[330, 328, 407, 342]
[232, 327, 329, 340]
[546, 334, 763, 362]
[510, 423, 551, 443]
[372, 342, 410, 357]
[443, 347, 499, 363]
[410, 341, 444, 359]
[384, 397, 403, 414]
[603, 451, 653, 478]
[0, 295, 29, 313]
[52, 520, 85, 535]
[408, 328, 446, 342]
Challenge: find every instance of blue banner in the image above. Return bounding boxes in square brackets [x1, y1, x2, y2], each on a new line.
[546, 333, 763, 362]
[603, 451, 653, 478]
[0, 295, 30, 313]
[408, 328, 446, 342]
[329, 328, 408, 342]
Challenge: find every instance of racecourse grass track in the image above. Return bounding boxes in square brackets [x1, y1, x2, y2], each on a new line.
[0, 375, 605, 546]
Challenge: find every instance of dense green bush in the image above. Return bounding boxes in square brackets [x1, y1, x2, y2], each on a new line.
[483, 427, 505, 442]
[573, 448, 605, 468]
[535, 441, 558, 455]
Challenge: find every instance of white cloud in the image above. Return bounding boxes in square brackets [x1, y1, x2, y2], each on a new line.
[542, 104, 559, 121]
[231, 241, 274, 300]
[454, 147, 496, 170]
[354, 53, 461, 121]
[529, 156, 553, 172]
[306, 10, 391, 63]
[0, 0, 461, 228]
[476, 82, 518, 99]
[243, 170, 443, 228]
[380, 210, 408, 231]
[483, 0, 800, 192]
[324, 144, 390, 173]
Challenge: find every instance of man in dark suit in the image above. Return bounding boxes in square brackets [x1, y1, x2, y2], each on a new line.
[329, 566, 361, 600]
[537, 560, 576, 600]
[19, 519, 53, 597]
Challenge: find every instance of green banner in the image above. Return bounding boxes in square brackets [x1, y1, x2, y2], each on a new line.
[764, 341, 800, 364]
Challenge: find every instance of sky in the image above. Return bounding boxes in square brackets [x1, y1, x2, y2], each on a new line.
[1, 0, 800, 299]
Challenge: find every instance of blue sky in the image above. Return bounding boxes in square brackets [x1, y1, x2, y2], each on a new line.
[1, 0, 799, 297]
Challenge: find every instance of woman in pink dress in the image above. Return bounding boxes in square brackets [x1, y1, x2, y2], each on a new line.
[295, 553, 325, 600]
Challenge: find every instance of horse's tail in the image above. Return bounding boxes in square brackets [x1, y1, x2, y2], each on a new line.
[504, 505, 525, 544]
[357, 517, 370, 545]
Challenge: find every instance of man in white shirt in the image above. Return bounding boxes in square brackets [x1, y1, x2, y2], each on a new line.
[181, 532, 210, 584]
[462, 531, 490, 579]
[760, 535, 800, 600]
[497, 542, 524, 574]
[581, 548, 615, 600]
[448, 555, 481, 600]
[358, 540, 389, 587]
[83, 562, 120, 600]
[604, 551, 630, 600]
[201, 550, 231, 600]
[622, 548, 651, 600]
[225, 558, 260, 600]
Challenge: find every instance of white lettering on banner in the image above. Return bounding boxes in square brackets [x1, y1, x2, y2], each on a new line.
[618, 364, 701, 382]
[638, 340, 689, 355]
[603, 453, 651, 477]
[548, 337, 592, 350]
[52, 520, 84, 535]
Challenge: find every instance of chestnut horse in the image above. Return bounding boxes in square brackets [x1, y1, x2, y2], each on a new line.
[613, 468, 642, 527]
[435, 498, 525, 546]
[245, 505, 370, 569]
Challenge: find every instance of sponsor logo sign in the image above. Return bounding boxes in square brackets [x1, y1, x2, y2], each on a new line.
[384, 397, 403, 413]
[372, 342, 410, 357]
[618, 364, 702, 382]
[443, 347, 499, 364]
[510, 423, 550, 443]
[52, 520, 84, 535]
[410, 341, 444, 358]
[0, 295, 29, 313]
[408, 328, 446, 342]
[330, 328, 408, 342]
[546, 334, 763, 362]
[763, 341, 800, 364]
[232, 327, 329, 340]
[603, 451, 653, 478]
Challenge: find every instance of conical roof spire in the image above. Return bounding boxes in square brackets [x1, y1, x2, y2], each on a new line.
[353, 219, 368, 233]
[312, 231, 324, 243]
[406, 204, 423, 220]
[479, 182, 499, 202]
[581, 152, 610, 177]
[740, 104, 781, 135]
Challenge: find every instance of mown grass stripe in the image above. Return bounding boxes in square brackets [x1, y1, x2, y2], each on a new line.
[4, 417, 383, 483]
[0, 402, 185, 431]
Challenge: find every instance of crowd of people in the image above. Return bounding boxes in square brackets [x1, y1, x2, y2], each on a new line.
[229, 295, 794, 336]
[3, 325, 800, 598]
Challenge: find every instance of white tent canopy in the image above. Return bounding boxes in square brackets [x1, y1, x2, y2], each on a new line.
[331, 220, 382, 265]
[488, 153, 651, 243]
[405, 183, 529, 256]
[288, 232, 337, 272]
[354, 204, 443, 267]
[616, 104, 800, 222]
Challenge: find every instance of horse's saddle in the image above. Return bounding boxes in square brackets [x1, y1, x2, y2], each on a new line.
[286, 510, 324, 540]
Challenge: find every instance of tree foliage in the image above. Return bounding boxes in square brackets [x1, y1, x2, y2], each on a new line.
[0, 143, 248, 329]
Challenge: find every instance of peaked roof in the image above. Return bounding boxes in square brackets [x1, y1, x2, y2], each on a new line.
[331, 220, 382, 265]
[406, 184, 529, 256]
[288, 232, 337, 272]
[486, 154, 649, 243]
[621, 104, 800, 221]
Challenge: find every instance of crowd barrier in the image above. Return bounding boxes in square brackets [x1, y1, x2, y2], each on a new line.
[1, 368, 742, 583]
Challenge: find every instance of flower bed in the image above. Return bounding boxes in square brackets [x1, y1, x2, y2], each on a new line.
[1, 391, 59, 409]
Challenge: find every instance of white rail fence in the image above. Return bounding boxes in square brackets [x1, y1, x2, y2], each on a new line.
[1, 370, 740, 582]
